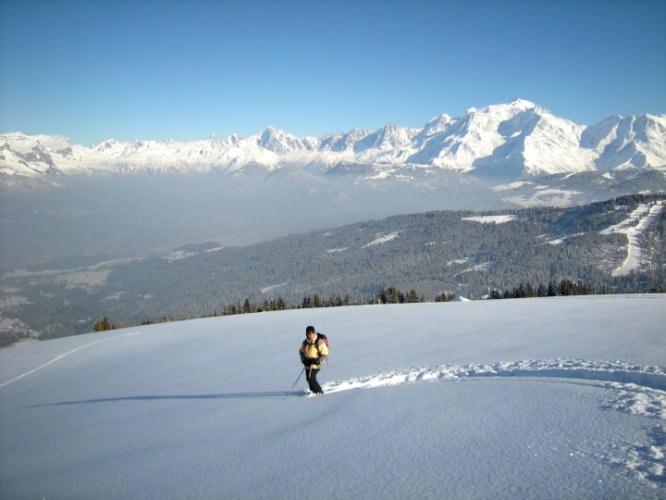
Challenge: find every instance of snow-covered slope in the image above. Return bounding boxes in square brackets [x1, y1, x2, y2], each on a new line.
[1, 295, 665, 499]
[2, 100, 665, 179]
[582, 114, 666, 171]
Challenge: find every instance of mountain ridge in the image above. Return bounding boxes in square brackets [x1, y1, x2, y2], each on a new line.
[2, 99, 665, 179]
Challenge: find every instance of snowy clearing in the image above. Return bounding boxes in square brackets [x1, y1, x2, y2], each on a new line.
[362, 231, 400, 247]
[325, 247, 349, 253]
[462, 215, 516, 224]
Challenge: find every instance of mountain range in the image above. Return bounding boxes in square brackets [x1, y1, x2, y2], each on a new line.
[2, 99, 665, 180]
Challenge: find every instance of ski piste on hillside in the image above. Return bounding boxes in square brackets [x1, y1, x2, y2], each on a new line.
[600, 200, 666, 276]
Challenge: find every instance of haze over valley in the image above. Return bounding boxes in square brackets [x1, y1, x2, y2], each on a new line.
[2, 99, 665, 270]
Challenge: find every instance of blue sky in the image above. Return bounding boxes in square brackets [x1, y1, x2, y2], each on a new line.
[1, 0, 664, 145]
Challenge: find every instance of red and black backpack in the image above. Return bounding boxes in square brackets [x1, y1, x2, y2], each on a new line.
[316, 333, 329, 349]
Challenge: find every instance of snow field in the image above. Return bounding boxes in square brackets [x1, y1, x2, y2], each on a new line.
[0, 295, 665, 499]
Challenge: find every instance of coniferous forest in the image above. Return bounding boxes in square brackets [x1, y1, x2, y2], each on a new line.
[1, 194, 664, 346]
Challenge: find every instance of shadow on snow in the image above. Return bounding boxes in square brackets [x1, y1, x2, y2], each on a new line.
[29, 390, 305, 407]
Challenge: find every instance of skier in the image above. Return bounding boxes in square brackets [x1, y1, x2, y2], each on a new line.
[299, 325, 328, 394]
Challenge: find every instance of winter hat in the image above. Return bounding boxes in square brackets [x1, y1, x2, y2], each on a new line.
[306, 325, 316, 335]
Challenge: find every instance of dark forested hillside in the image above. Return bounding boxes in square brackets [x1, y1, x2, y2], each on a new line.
[1, 194, 664, 345]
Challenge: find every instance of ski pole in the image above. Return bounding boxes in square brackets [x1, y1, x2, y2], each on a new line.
[286, 367, 305, 397]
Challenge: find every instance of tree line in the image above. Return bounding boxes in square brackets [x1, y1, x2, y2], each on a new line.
[94, 279, 613, 333]
[94, 286, 449, 331]
[487, 279, 601, 299]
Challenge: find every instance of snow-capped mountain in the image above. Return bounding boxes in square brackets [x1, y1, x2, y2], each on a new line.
[581, 114, 666, 170]
[1, 99, 665, 179]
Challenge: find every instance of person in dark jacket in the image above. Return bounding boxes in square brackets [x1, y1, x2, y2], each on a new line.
[299, 325, 328, 394]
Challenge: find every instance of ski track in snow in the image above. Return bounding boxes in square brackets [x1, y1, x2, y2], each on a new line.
[0, 331, 142, 389]
[321, 358, 666, 485]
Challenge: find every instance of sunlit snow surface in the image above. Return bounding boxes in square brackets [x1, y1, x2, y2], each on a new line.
[1, 295, 665, 499]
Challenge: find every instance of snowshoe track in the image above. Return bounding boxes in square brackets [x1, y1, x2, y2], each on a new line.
[322, 358, 666, 394]
[322, 358, 666, 485]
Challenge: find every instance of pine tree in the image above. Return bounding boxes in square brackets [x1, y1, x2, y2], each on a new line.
[242, 298, 254, 314]
[93, 317, 111, 332]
